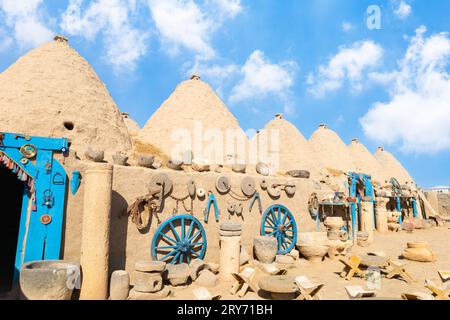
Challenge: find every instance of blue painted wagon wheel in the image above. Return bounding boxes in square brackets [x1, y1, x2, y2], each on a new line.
[261, 205, 297, 255]
[151, 215, 207, 265]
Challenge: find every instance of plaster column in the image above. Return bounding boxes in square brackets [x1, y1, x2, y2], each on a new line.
[79, 163, 113, 300]
[360, 201, 375, 244]
[219, 236, 241, 282]
[375, 197, 389, 233]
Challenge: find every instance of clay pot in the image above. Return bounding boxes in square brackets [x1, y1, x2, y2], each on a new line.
[254, 236, 278, 263]
[297, 244, 328, 263]
[256, 162, 270, 176]
[192, 159, 210, 172]
[84, 147, 104, 162]
[20, 260, 80, 300]
[297, 232, 328, 245]
[402, 247, 437, 262]
[324, 217, 344, 231]
[112, 152, 128, 166]
[137, 155, 155, 168]
[168, 159, 183, 170]
[407, 242, 429, 249]
[232, 164, 246, 174]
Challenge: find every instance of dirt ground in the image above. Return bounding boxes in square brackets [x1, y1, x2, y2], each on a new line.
[167, 225, 450, 300]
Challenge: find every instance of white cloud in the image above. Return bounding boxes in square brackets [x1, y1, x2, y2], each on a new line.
[229, 50, 297, 114]
[307, 40, 384, 97]
[0, 0, 53, 49]
[147, 0, 242, 60]
[0, 27, 12, 51]
[394, 1, 412, 19]
[342, 21, 354, 32]
[60, 0, 148, 72]
[360, 26, 450, 154]
[210, 0, 242, 18]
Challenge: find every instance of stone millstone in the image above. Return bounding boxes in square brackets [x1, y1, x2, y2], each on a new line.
[133, 271, 163, 293]
[254, 236, 278, 263]
[135, 260, 166, 273]
[110, 270, 130, 300]
[165, 263, 190, 286]
[258, 276, 298, 294]
[220, 221, 242, 231]
[219, 230, 242, 237]
[241, 176, 256, 197]
[216, 176, 231, 193]
[128, 286, 171, 300]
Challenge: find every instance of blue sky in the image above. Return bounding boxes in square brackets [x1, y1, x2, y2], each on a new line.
[1, 0, 450, 188]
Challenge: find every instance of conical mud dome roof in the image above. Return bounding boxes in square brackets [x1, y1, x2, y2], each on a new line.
[138, 76, 248, 163]
[348, 139, 387, 183]
[374, 147, 414, 185]
[309, 124, 355, 173]
[0, 36, 132, 157]
[256, 114, 322, 176]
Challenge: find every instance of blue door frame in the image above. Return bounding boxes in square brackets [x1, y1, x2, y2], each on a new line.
[348, 172, 375, 241]
[0, 132, 68, 283]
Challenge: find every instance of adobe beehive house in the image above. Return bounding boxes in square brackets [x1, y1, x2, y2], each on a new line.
[374, 146, 415, 186]
[348, 139, 388, 184]
[309, 124, 355, 174]
[137, 75, 249, 164]
[0, 36, 132, 160]
[254, 114, 323, 177]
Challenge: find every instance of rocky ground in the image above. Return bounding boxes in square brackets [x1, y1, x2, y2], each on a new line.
[167, 225, 450, 300]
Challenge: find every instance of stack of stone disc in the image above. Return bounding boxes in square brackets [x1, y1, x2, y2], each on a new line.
[219, 221, 242, 237]
[133, 261, 166, 294]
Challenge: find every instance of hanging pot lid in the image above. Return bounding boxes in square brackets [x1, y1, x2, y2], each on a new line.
[216, 176, 231, 193]
[256, 162, 270, 176]
[196, 188, 206, 198]
[241, 176, 256, 197]
[267, 184, 281, 198]
[235, 203, 244, 215]
[285, 181, 296, 196]
[260, 179, 268, 190]
[187, 179, 196, 198]
[148, 173, 173, 196]
[227, 204, 236, 214]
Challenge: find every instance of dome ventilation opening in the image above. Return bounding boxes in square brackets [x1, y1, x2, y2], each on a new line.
[64, 121, 74, 131]
[54, 35, 68, 43]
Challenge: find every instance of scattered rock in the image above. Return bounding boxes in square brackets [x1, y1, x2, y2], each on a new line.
[110, 270, 130, 300]
[192, 159, 210, 172]
[195, 269, 219, 288]
[275, 255, 294, 265]
[254, 236, 278, 263]
[207, 262, 220, 274]
[256, 162, 270, 176]
[189, 259, 210, 281]
[165, 263, 190, 286]
[288, 249, 300, 260]
[388, 222, 401, 232]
